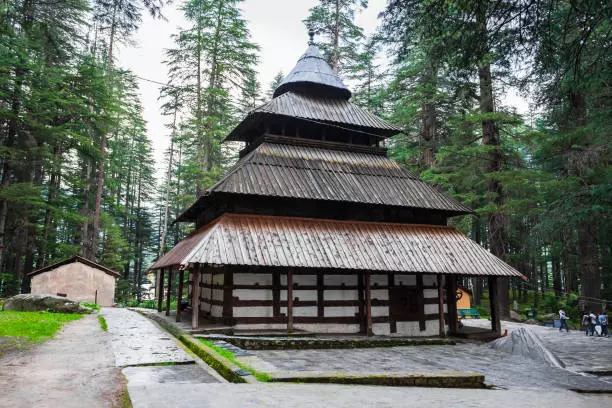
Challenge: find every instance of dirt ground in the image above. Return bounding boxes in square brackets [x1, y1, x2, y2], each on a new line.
[0, 314, 125, 408]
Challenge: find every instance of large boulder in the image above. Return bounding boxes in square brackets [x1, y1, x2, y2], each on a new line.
[509, 310, 524, 322]
[2, 294, 84, 313]
[490, 327, 565, 368]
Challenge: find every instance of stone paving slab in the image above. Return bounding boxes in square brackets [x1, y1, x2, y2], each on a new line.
[101, 307, 194, 367]
[125, 383, 612, 408]
[122, 364, 219, 386]
[251, 342, 612, 391]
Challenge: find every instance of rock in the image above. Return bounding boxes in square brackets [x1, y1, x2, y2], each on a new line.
[3, 294, 85, 313]
[490, 327, 565, 368]
[509, 310, 523, 322]
[523, 319, 540, 325]
[541, 313, 556, 321]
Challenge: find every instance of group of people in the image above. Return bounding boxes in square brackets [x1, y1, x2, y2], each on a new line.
[558, 308, 609, 337]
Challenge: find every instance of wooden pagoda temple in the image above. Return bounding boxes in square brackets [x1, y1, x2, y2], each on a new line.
[149, 33, 526, 337]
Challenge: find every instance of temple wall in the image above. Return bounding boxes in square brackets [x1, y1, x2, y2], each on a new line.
[223, 271, 446, 336]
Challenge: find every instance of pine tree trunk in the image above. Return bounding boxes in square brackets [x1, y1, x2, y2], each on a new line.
[476, 4, 509, 317]
[331, 0, 340, 73]
[419, 59, 438, 169]
[159, 103, 178, 258]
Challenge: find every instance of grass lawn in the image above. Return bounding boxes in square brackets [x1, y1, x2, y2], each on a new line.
[0, 311, 83, 344]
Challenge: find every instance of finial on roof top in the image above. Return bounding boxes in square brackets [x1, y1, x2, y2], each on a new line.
[308, 26, 315, 45]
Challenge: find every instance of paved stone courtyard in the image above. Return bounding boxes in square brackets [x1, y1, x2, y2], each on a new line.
[248, 320, 612, 391]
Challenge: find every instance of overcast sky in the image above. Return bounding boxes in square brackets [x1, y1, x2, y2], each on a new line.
[117, 0, 526, 178]
[116, 0, 387, 176]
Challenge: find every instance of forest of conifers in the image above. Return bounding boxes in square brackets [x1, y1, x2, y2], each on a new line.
[0, 0, 609, 312]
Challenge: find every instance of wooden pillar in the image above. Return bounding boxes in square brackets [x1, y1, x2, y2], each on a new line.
[176, 269, 184, 322]
[272, 270, 280, 317]
[437, 274, 445, 336]
[489, 276, 501, 335]
[365, 272, 373, 336]
[191, 266, 201, 329]
[166, 269, 173, 316]
[358, 272, 365, 333]
[222, 268, 233, 324]
[157, 269, 165, 312]
[446, 274, 458, 334]
[388, 273, 396, 334]
[317, 273, 324, 317]
[287, 269, 294, 334]
[416, 274, 425, 331]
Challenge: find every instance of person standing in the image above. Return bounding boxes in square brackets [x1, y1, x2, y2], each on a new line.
[558, 308, 569, 332]
[582, 311, 591, 335]
[599, 312, 609, 337]
[589, 311, 597, 336]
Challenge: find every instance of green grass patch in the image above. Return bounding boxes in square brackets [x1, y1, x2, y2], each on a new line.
[198, 339, 272, 382]
[81, 302, 100, 311]
[0, 311, 82, 343]
[98, 315, 108, 331]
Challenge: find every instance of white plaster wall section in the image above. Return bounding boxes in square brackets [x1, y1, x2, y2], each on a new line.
[234, 288, 273, 301]
[396, 274, 416, 286]
[324, 274, 357, 286]
[233, 306, 273, 318]
[293, 307, 317, 317]
[373, 323, 390, 336]
[424, 304, 439, 315]
[424, 289, 438, 298]
[210, 305, 223, 317]
[212, 273, 224, 285]
[211, 289, 224, 301]
[370, 289, 388, 300]
[423, 274, 436, 286]
[371, 306, 388, 317]
[233, 273, 273, 285]
[396, 321, 420, 336]
[323, 306, 359, 317]
[370, 274, 387, 287]
[324, 289, 358, 301]
[291, 290, 317, 302]
[295, 323, 360, 333]
[201, 273, 212, 285]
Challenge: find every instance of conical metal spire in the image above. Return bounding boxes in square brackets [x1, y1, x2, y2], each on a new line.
[273, 29, 351, 99]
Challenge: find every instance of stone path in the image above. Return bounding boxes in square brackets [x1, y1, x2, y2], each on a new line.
[0, 314, 124, 408]
[101, 307, 194, 367]
[125, 383, 611, 408]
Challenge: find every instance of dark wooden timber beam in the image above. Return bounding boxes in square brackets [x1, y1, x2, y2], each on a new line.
[191, 266, 201, 329]
[165, 269, 173, 316]
[157, 269, 165, 312]
[388, 273, 396, 334]
[272, 270, 280, 317]
[317, 274, 324, 317]
[287, 268, 294, 334]
[358, 272, 365, 333]
[417, 274, 426, 331]
[365, 272, 373, 336]
[489, 276, 501, 336]
[176, 269, 184, 322]
[222, 268, 233, 324]
[437, 274, 445, 336]
[446, 275, 458, 334]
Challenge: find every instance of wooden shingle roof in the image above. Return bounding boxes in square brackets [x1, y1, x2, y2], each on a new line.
[150, 213, 525, 280]
[28, 254, 120, 278]
[176, 140, 472, 222]
[224, 92, 401, 142]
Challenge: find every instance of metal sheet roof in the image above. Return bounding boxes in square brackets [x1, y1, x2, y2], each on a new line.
[149, 214, 525, 279]
[274, 45, 351, 99]
[224, 92, 401, 141]
[208, 142, 472, 213]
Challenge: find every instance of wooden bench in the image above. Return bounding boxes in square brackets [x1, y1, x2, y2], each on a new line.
[458, 308, 481, 319]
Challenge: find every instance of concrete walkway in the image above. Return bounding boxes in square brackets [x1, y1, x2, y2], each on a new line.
[126, 383, 611, 408]
[0, 314, 124, 408]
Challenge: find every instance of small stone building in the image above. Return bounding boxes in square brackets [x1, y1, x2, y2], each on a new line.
[28, 255, 119, 306]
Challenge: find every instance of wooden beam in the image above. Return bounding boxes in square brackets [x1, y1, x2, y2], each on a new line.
[176, 270, 184, 322]
[437, 274, 445, 336]
[388, 273, 396, 334]
[166, 269, 173, 316]
[287, 269, 294, 333]
[358, 272, 365, 333]
[317, 273, 324, 317]
[191, 266, 201, 329]
[446, 275, 458, 334]
[272, 270, 280, 317]
[222, 268, 233, 323]
[417, 274, 425, 331]
[365, 272, 373, 336]
[489, 276, 501, 335]
[157, 269, 165, 312]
